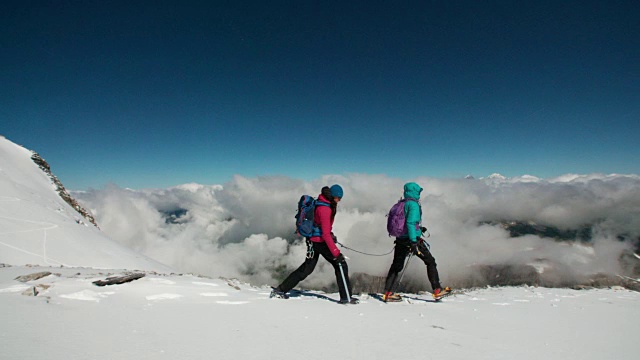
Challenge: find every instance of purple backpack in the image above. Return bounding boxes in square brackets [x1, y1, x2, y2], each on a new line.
[386, 198, 418, 237]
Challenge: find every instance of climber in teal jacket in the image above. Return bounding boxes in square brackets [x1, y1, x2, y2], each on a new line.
[383, 182, 451, 302]
[402, 182, 423, 243]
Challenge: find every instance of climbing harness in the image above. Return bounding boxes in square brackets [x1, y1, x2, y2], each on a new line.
[305, 238, 315, 259]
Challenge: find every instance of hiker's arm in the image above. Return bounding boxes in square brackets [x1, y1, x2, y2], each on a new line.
[405, 201, 421, 242]
[317, 206, 340, 257]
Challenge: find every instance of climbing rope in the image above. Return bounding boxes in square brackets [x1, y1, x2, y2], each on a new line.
[335, 241, 395, 257]
[334, 227, 430, 257]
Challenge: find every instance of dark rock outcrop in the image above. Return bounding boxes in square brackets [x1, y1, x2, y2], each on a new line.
[30, 152, 99, 228]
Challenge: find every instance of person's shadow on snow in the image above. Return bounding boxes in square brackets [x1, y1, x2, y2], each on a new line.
[288, 289, 339, 303]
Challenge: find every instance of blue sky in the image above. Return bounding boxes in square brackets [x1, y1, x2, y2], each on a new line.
[2, 1, 638, 190]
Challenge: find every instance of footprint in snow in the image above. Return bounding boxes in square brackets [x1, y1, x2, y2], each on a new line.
[216, 300, 249, 305]
[60, 290, 115, 302]
[0, 196, 20, 202]
[146, 294, 183, 301]
[146, 278, 176, 285]
[0, 285, 32, 293]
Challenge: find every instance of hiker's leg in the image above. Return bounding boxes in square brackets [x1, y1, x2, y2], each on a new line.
[278, 241, 320, 293]
[384, 238, 411, 292]
[319, 243, 352, 299]
[417, 241, 441, 290]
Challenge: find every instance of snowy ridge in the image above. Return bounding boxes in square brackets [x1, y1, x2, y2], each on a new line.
[0, 137, 172, 272]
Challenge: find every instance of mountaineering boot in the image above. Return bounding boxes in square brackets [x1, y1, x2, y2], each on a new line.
[432, 286, 452, 300]
[270, 287, 289, 299]
[338, 297, 360, 305]
[382, 291, 402, 302]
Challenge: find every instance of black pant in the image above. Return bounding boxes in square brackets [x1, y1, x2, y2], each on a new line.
[278, 240, 353, 300]
[384, 238, 441, 292]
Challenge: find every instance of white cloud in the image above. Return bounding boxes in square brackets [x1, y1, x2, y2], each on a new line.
[75, 173, 640, 289]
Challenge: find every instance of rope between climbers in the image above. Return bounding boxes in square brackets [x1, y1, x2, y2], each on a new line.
[335, 241, 395, 257]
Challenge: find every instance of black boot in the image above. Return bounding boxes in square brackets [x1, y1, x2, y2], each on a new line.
[270, 286, 289, 299]
[338, 297, 359, 305]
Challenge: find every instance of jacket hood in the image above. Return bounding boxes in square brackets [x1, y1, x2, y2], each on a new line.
[317, 193, 331, 204]
[403, 182, 423, 200]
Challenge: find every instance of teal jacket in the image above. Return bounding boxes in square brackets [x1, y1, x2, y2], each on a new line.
[403, 182, 423, 242]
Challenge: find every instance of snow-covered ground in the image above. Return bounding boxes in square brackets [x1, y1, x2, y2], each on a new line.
[1, 265, 638, 360]
[1, 136, 639, 359]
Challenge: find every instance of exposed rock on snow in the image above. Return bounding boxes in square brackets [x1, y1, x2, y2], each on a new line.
[15, 271, 53, 282]
[92, 273, 146, 286]
[30, 152, 99, 228]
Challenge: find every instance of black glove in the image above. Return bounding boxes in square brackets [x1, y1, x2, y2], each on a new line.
[410, 242, 420, 255]
[331, 233, 338, 243]
[334, 253, 346, 263]
[418, 237, 430, 250]
[421, 227, 427, 234]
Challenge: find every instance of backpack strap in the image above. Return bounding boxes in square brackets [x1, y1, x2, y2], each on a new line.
[311, 200, 331, 237]
[403, 197, 422, 234]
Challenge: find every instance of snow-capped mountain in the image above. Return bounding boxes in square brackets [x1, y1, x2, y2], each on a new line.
[487, 173, 507, 180]
[0, 136, 171, 272]
[479, 173, 541, 183]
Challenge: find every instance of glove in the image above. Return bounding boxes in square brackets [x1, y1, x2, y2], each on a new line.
[418, 238, 430, 252]
[331, 233, 338, 243]
[410, 242, 420, 255]
[334, 253, 346, 263]
[421, 227, 431, 238]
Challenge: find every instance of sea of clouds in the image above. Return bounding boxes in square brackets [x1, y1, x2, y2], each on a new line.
[74, 173, 640, 290]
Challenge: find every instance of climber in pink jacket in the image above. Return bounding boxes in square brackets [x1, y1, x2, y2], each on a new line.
[309, 192, 341, 257]
[272, 185, 358, 304]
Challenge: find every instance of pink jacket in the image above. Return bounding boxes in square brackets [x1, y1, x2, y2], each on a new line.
[310, 194, 340, 257]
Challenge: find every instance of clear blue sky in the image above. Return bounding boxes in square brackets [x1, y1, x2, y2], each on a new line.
[2, 1, 638, 190]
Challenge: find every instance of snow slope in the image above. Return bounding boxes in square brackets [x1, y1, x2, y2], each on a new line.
[0, 136, 171, 272]
[1, 265, 638, 360]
